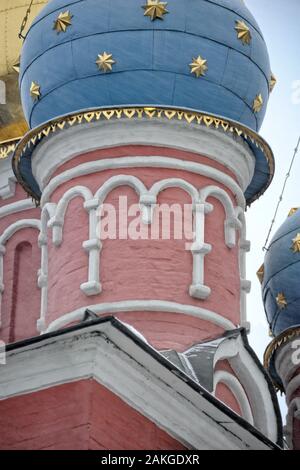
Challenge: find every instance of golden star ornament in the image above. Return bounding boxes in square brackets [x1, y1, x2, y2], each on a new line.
[96, 52, 116, 72]
[256, 264, 265, 284]
[276, 293, 288, 310]
[253, 94, 263, 113]
[143, 1, 168, 21]
[30, 81, 41, 100]
[12, 57, 20, 74]
[190, 56, 208, 78]
[235, 20, 252, 45]
[292, 233, 300, 253]
[269, 73, 277, 92]
[288, 208, 299, 217]
[53, 11, 73, 33]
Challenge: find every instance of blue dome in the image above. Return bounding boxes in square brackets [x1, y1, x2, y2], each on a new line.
[262, 209, 300, 337]
[20, 0, 271, 130]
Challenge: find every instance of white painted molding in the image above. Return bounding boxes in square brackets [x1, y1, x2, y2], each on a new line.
[47, 187, 103, 297]
[199, 185, 239, 249]
[32, 118, 255, 197]
[50, 186, 93, 247]
[40, 156, 246, 208]
[88, 176, 148, 296]
[214, 335, 279, 443]
[45, 300, 236, 333]
[213, 370, 254, 425]
[189, 203, 212, 300]
[37, 204, 56, 332]
[0, 324, 272, 450]
[0, 199, 36, 219]
[191, 185, 241, 301]
[0, 219, 41, 246]
[235, 207, 251, 328]
[94, 175, 147, 201]
[150, 178, 200, 203]
[0, 219, 41, 329]
[148, 179, 214, 299]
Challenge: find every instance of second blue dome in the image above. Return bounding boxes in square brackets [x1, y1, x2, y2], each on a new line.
[262, 209, 300, 337]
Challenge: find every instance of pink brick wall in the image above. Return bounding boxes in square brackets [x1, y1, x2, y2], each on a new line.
[0, 379, 186, 450]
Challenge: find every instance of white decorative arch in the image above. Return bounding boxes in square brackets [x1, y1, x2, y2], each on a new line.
[82, 176, 148, 296]
[50, 186, 93, 246]
[214, 335, 279, 443]
[0, 219, 41, 329]
[46, 176, 210, 300]
[0, 199, 36, 219]
[0, 219, 41, 246]
[187, 185, 241, 301]
[150, 178, 200, 202]
[149, 179, 212, 300]
[48, 186, 99, 296]
[200, 185, 239, 248]
[39, 177, 244, 326]
[40, 156, 245, 208]
[95, 175, 147, 202]
[213, 370, 254, 424]
[142, 178, 199, 225]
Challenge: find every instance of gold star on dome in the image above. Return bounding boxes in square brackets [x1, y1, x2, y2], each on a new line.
[190, 56, 208, 78]
[53, 11, 73, 33]
[30, 81, 41, 101]
[288, 208, 299, 217]
[253, 94, 263, 113]
[256, 264, 264, 284]
[96, 52, 116, 72]
[12, 57, 20, 74]
[143, 1, 168, 21]
[276, 292, 288, 310]
[269, 73, 277, 92]
[235, 20, 252, 45]
[292, 233, 300, 253]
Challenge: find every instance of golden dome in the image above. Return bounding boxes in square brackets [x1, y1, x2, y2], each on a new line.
[0, 0, 47, 147]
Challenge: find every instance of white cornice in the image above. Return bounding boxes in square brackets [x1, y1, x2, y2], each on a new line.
[31, 119, 254, 203]
[0, 322, 277, 450]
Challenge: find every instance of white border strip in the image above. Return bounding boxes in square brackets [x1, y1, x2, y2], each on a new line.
[45, 300, 236, 333]
[41, 156, 245, 208]
[0, 199, 36, 219]
[32, 118, 255, 195]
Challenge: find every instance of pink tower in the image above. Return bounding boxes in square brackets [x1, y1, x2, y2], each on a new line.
[0, 0, 282, 450]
